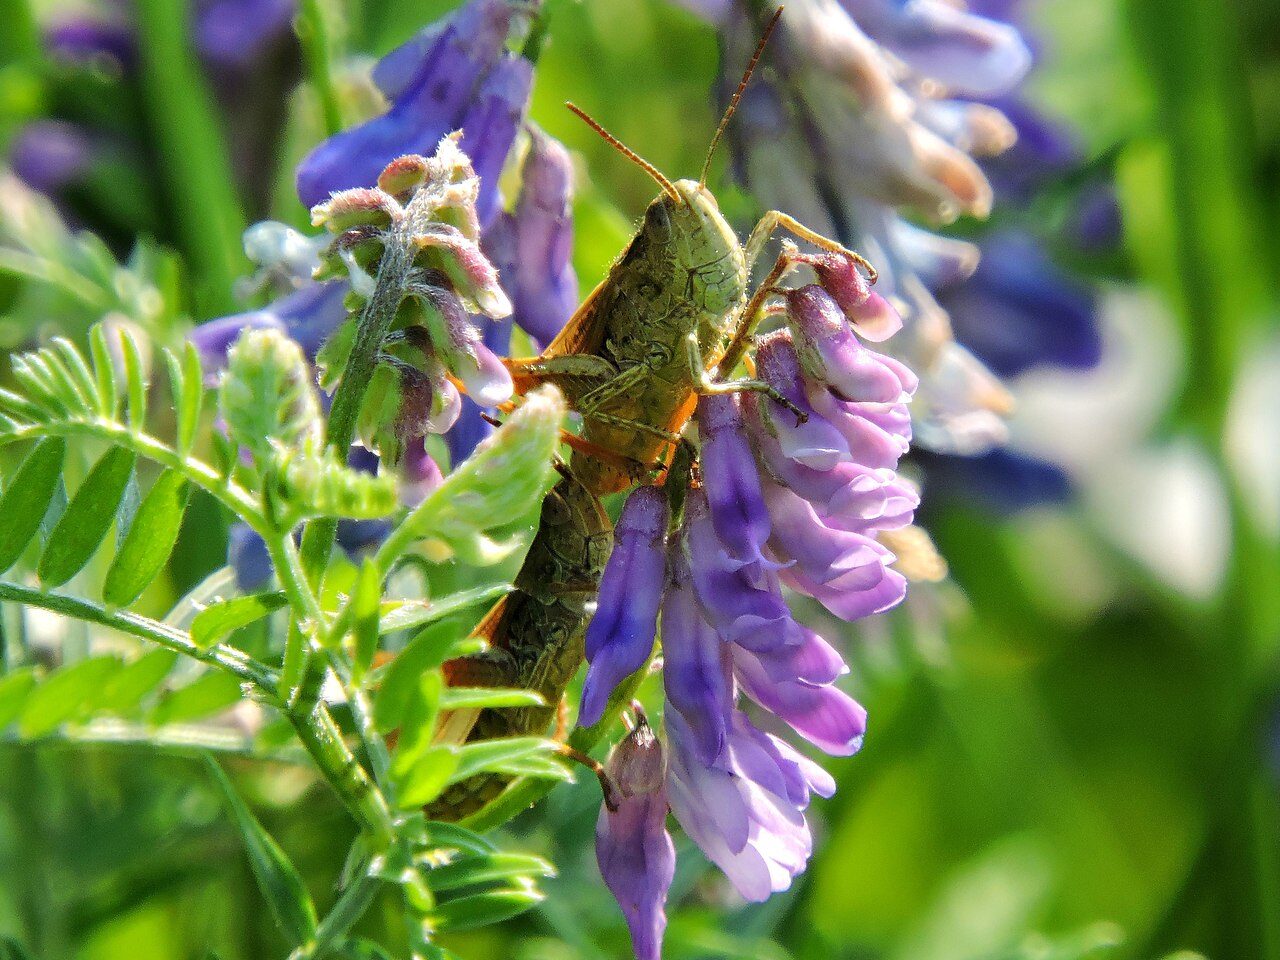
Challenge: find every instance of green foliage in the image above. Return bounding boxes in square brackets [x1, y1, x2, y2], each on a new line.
[38, 445, 137, 587]
[103, 470, 191, 606]
[0, 437, 65, 571]
[375, 386, 564, 569]
[206, 757, 319, 948]
[191, 592, 289, 648]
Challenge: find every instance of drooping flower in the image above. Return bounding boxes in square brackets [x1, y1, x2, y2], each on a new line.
[595, 716, 675, 960]
[703, 0, 1110, 512]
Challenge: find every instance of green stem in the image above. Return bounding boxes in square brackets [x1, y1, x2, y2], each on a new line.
[2, 718, 308, 762]
[299, 245, 414, 583]
[288, 702, 397, 848]
[295, 866, 384, 960]
[0, 580, 277, 689]
[294, 0, 346, 138]
[0, 421, 269, 535]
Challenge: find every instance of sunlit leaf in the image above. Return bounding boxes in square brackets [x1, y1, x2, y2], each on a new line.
[191, 592, 288, 648]
[0, 668, 38, 730]
[103, 469, 190, 607]
[427, 852, 555, 892]
[19, 655, 122, 736]
[0, 438, 66, 572]
[150, 671, 242, 725]
[39, 445, 136, 586]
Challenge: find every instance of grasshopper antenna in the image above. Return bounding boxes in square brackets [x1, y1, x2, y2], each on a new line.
[699, 5, 783, 187]
[566, 102, 681, 203]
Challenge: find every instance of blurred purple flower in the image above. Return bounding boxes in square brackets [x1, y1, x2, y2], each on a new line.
[484, 127, 579, 346]
[938, 231, 1102, 378]
[9, 122, 97, 195]
[189, 281, 347, 378]
[195, 0, 295, 69]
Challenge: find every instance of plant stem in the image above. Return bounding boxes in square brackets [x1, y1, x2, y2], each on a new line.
[294, 0, 346, 138]
[288, 701, 397, 848]
[0, 580, 277, 689]
[2, 718, 308, 761]
[299, 245, 413, 583]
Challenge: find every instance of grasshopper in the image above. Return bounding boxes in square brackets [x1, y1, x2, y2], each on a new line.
[427, 7, 876, 819]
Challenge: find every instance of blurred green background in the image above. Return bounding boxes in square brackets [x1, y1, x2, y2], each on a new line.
[2, 0, 1280, 957]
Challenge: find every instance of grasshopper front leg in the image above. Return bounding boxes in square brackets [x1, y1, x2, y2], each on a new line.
[688, 332, 807, 424]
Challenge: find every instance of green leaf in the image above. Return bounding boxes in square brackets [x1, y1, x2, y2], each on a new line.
[374, 624, 460, 732]
[103, 470, 191, 607]
[389, 673, 444, 778]
[89, 324, 119, 418]
[429, 886, 544, 932]
[447, 737, 559, 785]
[19, 656, 123, 736]
[0, 438, 66, 572]
[396, 745, 461, 808]
[166, 342, 205, 457]
[39, 445, 136, 586]
[351, 558, 381, 677]
[0, 668, 38, 730]
[422, 821, 496, 855]
[377, 387, 564, 568]
[439, 688, 545, 711]
[97, 649, 177, 716]
[120, 328, 148, 429]
[427, 853, 555, 892]
[333, 940, 395, 960]
[0, 936, 35, 960]
[191, 592, 288, 648]
[151, 672, 243, 725]
[205, 757, 318, 946]
[378, 583, 511, 635]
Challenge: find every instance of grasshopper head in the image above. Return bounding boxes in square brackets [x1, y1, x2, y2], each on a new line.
[643, 179, 739, 264]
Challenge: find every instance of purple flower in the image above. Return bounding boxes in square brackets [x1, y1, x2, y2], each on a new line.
[938, 231, 1102, 378]
[732, 644, 866, 755]
[44, 17, 136, 70]
[195, 0, 295, 69]
[295, 0, 530, 225]
[684, 492, 798, 654]
[484, 127, 579, 346]
[838, 0, 1031, 97]
[189, 282, 348, 379]
[696, 394, 771, 567]
[783, 284, 916, 403]
[9, 121, 97, 195]
[595, 717, 675, 960]
[666, 709, 830, 902]
[580, 486, 669, 727]
[662, 548, 735, 764]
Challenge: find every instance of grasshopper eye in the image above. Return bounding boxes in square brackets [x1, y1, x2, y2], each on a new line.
[645, 201, 672, 241]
